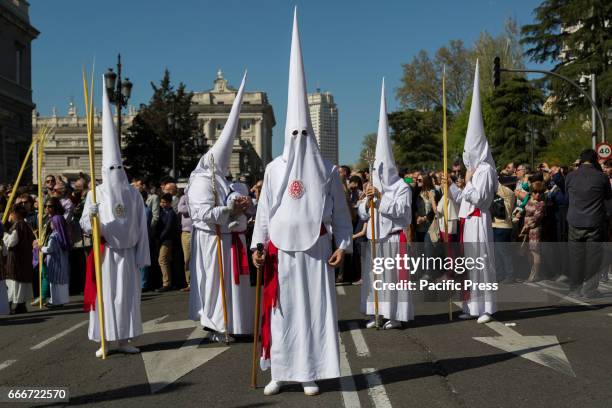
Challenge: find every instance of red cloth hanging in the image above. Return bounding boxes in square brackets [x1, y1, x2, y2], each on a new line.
[83, 240, 105, 312]
[231, 232, 249, 285]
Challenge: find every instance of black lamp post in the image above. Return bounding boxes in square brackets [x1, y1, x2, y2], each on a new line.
[167, 110, 177, 179]
[104, 54, 132, 147]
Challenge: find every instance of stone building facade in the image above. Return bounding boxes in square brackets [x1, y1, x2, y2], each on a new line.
[191, 70, 275, 179]
[0, 0, 38, 183]
[32, 103, 137, 183]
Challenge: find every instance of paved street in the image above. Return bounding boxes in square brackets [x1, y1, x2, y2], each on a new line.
[2, 279, 612, 408]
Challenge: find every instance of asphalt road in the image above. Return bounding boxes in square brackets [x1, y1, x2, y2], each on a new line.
[2, 278, 612, 408]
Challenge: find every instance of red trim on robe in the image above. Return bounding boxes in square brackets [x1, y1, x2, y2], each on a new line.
[231, 232, 249, 285]
[260, 224, 328, 362]
[390, 230, 409, 281]
[458, 208, 482, 301]
[83, 240, 105, 312]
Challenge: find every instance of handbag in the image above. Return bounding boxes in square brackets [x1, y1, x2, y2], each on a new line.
[427, 215, 440, 243]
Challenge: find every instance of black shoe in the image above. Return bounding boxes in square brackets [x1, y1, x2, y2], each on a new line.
[13, 303, 27, 314]
[156, 286, 172, 293]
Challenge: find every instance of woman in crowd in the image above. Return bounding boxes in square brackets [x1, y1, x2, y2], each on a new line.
[41, 214, 71, 307]
[522, 181, 546, 282]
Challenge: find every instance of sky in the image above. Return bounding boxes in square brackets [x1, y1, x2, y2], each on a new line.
[30, 0, 549, 165]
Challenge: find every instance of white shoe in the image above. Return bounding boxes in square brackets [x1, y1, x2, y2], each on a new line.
[210, 332, 235, 344]
[302, 381, 319, 396]
[366, 318, 378, 329]
[383, 320, 401, 330]
[458, 313, 475, 320]
[117, 341, 140, 354]
[477, 314, 492, 324]
[264, 380, 284, 396]
[95, 342, 108, 358]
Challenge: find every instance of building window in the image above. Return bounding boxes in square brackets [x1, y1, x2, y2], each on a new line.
[217, 122, 225, 130]
[241, 120, 251, 130]
[67, 157, 80, 167]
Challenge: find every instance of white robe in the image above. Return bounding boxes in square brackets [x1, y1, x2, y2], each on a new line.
[358, 181, 413, 322]
[80, 186, 150, 342]
[449, 163, 497, 316]
[251, 159, 353, 382]
[49, 283, 69, 306]
[0, 280, 9, 315]
[187, 175, 254, 335]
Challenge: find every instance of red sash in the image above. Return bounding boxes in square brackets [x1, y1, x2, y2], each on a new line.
[260, 224, 327, 361]
[231, 232, 249, 285]
[458, 208, 481, 301]
[391, 230, 409, 281]
[83, 240, 105, 312]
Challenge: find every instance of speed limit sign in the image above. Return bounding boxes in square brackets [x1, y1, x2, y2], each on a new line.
[596, 142, 612, 161]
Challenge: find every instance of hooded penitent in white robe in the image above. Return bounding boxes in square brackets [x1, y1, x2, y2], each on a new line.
[358, 79, 413, 323]
[186, 72, 254, 335]
[250, 10, 353, 382]
[449, 60, 498, 317]
[80, 81, 151, 342]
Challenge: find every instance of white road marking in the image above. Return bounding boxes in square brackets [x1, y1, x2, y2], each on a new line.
[141, 317, 228, 394]
[0, 360, 17, 371]
[338, 335, 361, 408]
[524, 282, 592, 307]
[474, 320, 575, 377]
[30, 320, 88, 351]
[336, 286, 347, 295]
[598, 281, 612, 290]
[142, 315, 197, 334]
[347, 321, 370, 357]
[362, 368, 392, 408]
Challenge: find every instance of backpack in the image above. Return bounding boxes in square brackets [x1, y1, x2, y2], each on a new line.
[490, 194, 506, 220]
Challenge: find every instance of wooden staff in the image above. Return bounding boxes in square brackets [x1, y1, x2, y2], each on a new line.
[209, 154, 230, 345]
[83, 67, 107, 359]
[36, 126, 52, 309]
[250, 242, 264, 389]
[366, 150, 380, 329]
[1, 136, 39, 225]
[442, 66, 453, 321]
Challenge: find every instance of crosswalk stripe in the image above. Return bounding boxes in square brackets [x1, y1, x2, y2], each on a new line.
[362, 368, 392, 408]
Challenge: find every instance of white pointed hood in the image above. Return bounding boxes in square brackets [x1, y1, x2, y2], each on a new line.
[99, 77, 141, 248]
[462, 60, 495, 170]
[268, 8, 331, 252]
[368, 78, 405, 240]
[187, 72, 247, 198]
[373, 78, 400, 194]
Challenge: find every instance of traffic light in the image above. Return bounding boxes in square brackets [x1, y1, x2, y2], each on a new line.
[493, 57, 501, 88]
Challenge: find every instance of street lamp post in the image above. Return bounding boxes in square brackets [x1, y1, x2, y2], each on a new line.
[104, 54, 133, 147]
[167, 110, 177, 179]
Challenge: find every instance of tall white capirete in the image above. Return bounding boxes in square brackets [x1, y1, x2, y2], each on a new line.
[372, 78, 400, 194]
[100, 76, 141, 248]
[186, 71, 247, 197]
[268, 7, 329, 252]
[462, 59, 495, 170]
[101, 78, 129, 222]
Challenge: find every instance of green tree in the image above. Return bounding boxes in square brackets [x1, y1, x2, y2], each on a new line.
[521, 0, 611, 118]
[124, 70, 204, 181]
[539, 111, 592, 165]
[489, 78, 550, 166]
[355, 133, 377, 170]
[473, 18, 526, 96]
[388, 109, 443, 170]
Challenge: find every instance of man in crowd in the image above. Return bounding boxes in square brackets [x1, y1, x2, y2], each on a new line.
[566, 149, 611, 298]
[251, 10, 353, 396]
[156, 193, 177, 292]
[177, 193, 192, 292]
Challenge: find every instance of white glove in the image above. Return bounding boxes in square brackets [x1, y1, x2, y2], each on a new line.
[89, 203, 100, 217]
